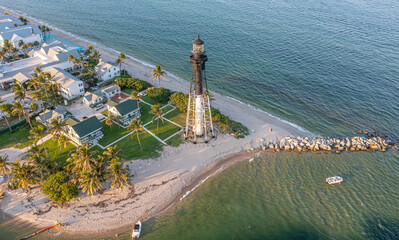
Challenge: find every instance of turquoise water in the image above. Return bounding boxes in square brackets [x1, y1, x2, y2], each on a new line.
[0, 0, 398, 239]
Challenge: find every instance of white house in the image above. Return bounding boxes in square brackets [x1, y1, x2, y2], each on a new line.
[109, 99, 140, 125]
[0, 16, 22, 31]
[34, 42, 81, 72]
[95, 61, 120, 82]
[100, 85, 121, 99]
[13, 72, 30, 84]
[83, 91, 104, 106]
[35, 107, 67, 127]
[0, 24, 42, 48]
[44, 67, 85, 100]
[66, 116, 104, 145]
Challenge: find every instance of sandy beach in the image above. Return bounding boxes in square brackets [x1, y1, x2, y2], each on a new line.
[0, 7, 312, 234]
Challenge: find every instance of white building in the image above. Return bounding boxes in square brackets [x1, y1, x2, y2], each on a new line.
[109, 99, 140, 125]
[44, 67, 85, 100]
[101, 85, 121, 99]
[34, 42, 81, 73]
[66, 116, 104, 145]
[0, 16, 23, 31]
[35, 107, 67, 127]
[0, 24, 42, 48]
[83, 91, 104, 106]
[95, 61, 120, 82]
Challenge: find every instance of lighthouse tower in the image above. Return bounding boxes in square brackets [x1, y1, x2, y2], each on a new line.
[184, 35, 214, 143]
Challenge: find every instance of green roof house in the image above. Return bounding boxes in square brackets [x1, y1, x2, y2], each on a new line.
[66, 116, 104, 145]
[109, 99, 140, 125]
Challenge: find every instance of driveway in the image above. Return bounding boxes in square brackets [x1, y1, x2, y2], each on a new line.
[64, 98, 106, 121]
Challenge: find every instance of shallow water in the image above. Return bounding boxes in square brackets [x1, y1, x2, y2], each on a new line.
[0, 0, 398, 239]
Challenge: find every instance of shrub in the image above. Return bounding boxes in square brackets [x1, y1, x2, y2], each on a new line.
[145, 87, 171, 104]
[211, 108, 249, 138]
[42, 171, 78, 204]
[169, 92, 188, 112]
[116, 78, 151, 91]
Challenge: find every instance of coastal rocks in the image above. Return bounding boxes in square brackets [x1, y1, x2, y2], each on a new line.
[262, 132, 396, 154]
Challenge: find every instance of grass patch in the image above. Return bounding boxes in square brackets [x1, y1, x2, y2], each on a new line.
[164, 109, 186, 126]
[122, 88, 133, 95]
[141, 95, 166, 107]
[98, 122, 129, 147]
[160, 105, 173, 113]
[0, 122, 35, 149]
[115, 130, 163, 160]
[43, 139, 76, 162]
[146, 120, 181, 141]
[139, 103, 154, 125]
[166, 133, 184, 147]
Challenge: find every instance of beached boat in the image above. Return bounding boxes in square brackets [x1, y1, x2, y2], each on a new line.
[326, 176, 343, 185]
[131, 221, 141, 239]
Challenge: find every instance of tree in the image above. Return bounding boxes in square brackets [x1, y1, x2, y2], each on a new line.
[150, 104, 164, 135]
[0, 154, 10, 177]
[169, 91, 189, 113]
[49, 118, 64, 159]
[10, 160, 37, 193]
[79, 171, 102, 196]
[103, 145, 121, 161]
[105, 113, 115, 132]
[67, 143, 97, 174]
[18, 40, 24, 48]
[4, 12, 8, 16]
[130, 91, 143, 111]
[29, 125, 49, 157]
[21, 44, 28, 57]
[106, 158, 130, 190]
[0, 97, 12, 132]
[42, 171, 78, 204]
[12, 81, 33, 128]
[151, 65, 166, 88]
[116, 52, 126, 73]
[12, 101, 33, 129]
[128, 119, 144, 151]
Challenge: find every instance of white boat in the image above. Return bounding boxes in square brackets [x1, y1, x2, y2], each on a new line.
[131, 221, 141, 239]
[326, 176, 343, 185]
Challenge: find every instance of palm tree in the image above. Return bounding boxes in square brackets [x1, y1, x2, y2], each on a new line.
[49, 118, 64, 159]
[22, 44, 28, 57]
[58, 135, 69, 152]
[103, 145, 121, 161]
[18, 40, 24, 48]
[29, 125, 49, 157]
[128, 119, 144, 151]
[27, 153, 50, 183]
[10, 160, 36, 193]
[105, 113, 115, 132]
[12, 101, 33, 129]
[67, 143, 97, 173]
[79, 171, 102, 196]
[106, 158, 130, 190]
[0, 97, 12, 132]
[130, 91, 143, 111]
[150, 104, 164, 135]
[116, 52, 126, 73]
[0, 154, 10, 177]
[151, 65, 166, 88]
[68, 55, 75, 63]
[32, 66, 43, 78]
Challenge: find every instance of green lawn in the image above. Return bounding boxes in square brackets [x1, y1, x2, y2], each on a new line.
[164, 109, 186, 126]
[139, 103, 154, 125]
[146, 120, 181, 141]
[43, 139, 76, 162]
[0, 122, 35, 149]
[166, 133, 184, 147]
[98, 121, 129, 147]
[141, 95, 166, 107]
[115, 130, 163, 160]
[122, 88, 133, 95]
[160, 105, 173, 114]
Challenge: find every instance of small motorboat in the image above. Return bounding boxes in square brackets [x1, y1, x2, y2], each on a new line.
[326, 176, 343, 185]
[131, 221, 142, 239]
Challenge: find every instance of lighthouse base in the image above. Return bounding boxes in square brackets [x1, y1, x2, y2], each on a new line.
[184, 92, 214, 143]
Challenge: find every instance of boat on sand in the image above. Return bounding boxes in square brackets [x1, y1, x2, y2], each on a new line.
[131, 221, 142, 239]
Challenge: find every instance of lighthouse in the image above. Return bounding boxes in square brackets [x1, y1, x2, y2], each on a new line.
[184, 35, 214, 143]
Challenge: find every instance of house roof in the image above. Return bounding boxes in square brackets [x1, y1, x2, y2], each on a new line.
[95, 61, 118, 76]
[36, 107, 66, 122]
[13, 72, 30, 83]
[101, 84, 120, 94]
[84, 91, 103, 102]
[44, 67, 83, 88]
[112, 99, 138, 116]
[106, 99, 118, 108]
[70, 116, 102, 138]
[0, 24, 41, 41]
[65, 116, 80, 126]
[0, 16, 22, 31]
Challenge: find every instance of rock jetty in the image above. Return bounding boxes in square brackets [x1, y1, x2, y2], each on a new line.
[260, 132, 396, 153]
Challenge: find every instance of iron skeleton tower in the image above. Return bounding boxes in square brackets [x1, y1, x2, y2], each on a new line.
[185, 35, 214, 143]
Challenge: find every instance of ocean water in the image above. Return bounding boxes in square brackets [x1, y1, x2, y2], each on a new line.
[0, 0, 398, 239]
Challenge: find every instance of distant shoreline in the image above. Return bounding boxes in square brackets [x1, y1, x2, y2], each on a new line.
[0, 6, 311, 235]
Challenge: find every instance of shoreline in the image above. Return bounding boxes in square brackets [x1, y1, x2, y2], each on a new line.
[0, 6, 312, 235]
